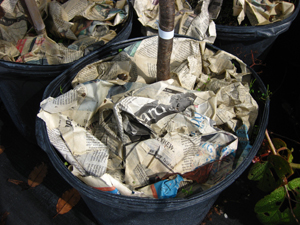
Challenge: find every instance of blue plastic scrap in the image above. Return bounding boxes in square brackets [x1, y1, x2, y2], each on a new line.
[152, 175, 184, 199]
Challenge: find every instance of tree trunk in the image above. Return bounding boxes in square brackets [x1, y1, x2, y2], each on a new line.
[156, 0, 175, 81]
[24, 0, 46, 35]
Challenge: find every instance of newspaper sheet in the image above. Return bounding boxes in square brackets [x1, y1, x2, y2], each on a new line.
[47, 0, 129, 40]
[0, 0, 48, 43]
[133, 0, 222, 43]
[38, 37, 259, 199]
[0, 39, 20, 61]
[0, 0, 129, 64]
[15, 35, 84, 65]
[233, 0, 295, 26]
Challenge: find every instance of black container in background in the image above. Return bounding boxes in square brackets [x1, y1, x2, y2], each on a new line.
[214, 1, 300, 66]
[0, 2, 133, 144]
[36, 36, 270, 225]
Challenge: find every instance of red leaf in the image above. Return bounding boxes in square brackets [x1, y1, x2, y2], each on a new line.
[7, 179, 30, 191]
[0, 145, 4, 154]
[182, 162, 214, 184]
[28, 162, 48, 188]
[54, 188, 81, 218]
[7, 179, 23, 185]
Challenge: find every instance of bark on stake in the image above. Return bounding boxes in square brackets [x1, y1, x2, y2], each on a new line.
[24, 0, 46, 35]
[156, 0, 175, 81]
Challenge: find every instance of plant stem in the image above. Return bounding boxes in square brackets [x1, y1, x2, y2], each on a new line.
[263, 130, 300, 223]
[157, 0, 175, 81]
[265, 129, 277, 155]
[290, 163, 300, 169]
[24, 0, 46, 35]
[284, 185, 300, 225]
[269, 131, 300, 145]
[266, 129, 300, 169]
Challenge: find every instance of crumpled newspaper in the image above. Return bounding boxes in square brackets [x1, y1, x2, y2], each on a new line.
[233, 0, 295, 26]
[38, 37, 258, 198]
[0, 0, 129, 64]
[0, 0, 48, 44]
[46, 0, 128, 49]
[0, 40, 20, 61]
[14, 34, 84, 64]
[132, 0, 223, 43]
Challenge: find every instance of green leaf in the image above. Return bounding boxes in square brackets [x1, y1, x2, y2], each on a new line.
[255, 178, 300, 225]
[248, 155, 293, 192]
[268, 155, 293, 181]
[248, 161, 268, 181]
[272, 138, 287, 149]
[279, 147, 294, 164]
[272, 138, 294, 163]
[287, 148, 294, 164]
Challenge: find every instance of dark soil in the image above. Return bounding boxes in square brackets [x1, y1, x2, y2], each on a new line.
[214, 1, 251, 26]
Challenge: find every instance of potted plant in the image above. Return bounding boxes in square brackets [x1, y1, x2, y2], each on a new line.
[214, 0, 300, 65]
[35, 1, 269, 224]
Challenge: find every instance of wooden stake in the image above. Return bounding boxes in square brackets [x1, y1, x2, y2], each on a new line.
[24, 0, 46, 35]
[156, 0, 175, 81]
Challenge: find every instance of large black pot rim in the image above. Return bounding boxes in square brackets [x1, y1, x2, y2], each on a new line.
[216, 0, 300, 38]
[36, 35, 270, 212]
[0, 1, 133, 78]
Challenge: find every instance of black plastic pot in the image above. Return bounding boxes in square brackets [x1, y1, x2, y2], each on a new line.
[214, 1, 300, 66]
[36, 36, 270, 225]
[0, 2, 133, 143]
